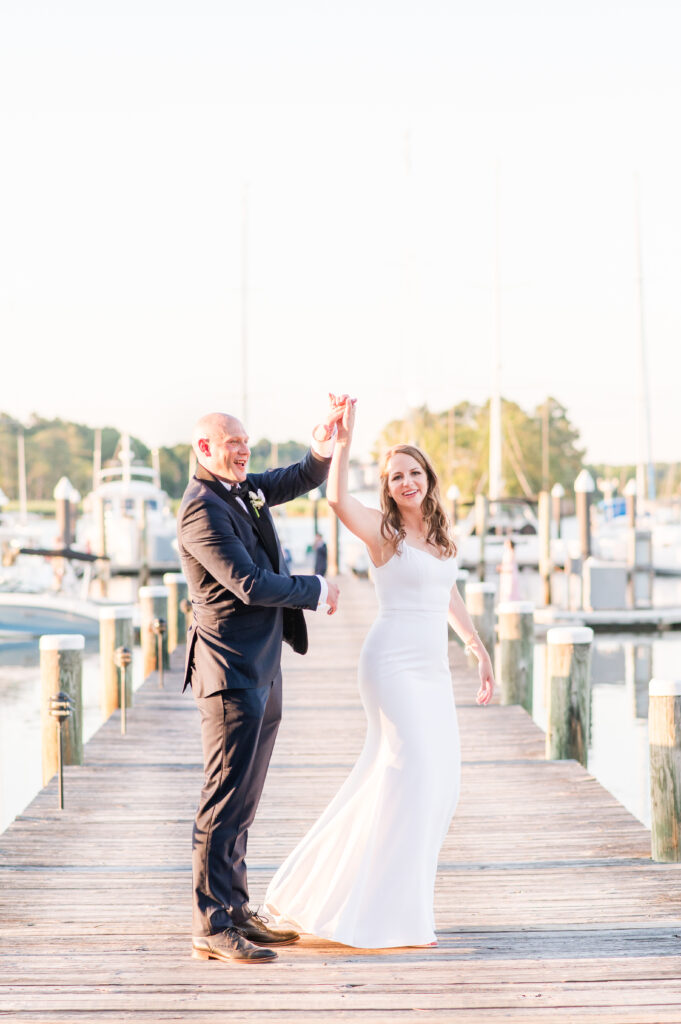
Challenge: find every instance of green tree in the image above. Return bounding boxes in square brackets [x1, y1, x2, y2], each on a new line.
[374, 396, 585, 502]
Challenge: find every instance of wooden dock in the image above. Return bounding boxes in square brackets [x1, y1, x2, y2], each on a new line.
[2, 576, 681, 1022]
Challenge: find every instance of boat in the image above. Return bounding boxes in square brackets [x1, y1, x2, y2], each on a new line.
[78, 435, 180, 575]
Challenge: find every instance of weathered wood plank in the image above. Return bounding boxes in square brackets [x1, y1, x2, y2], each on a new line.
[1, 575, 681, 1021]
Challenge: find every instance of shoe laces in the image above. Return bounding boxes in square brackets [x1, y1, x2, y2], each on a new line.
[246, 904, 270, 926]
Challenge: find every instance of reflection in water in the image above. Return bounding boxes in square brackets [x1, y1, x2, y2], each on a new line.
[534, 632, 681, 828]
[0, 635, 143, 833]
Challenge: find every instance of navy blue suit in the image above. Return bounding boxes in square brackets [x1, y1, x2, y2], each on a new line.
[177, 449, 330, 934]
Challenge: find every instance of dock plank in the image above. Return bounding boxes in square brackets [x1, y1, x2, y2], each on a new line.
[1, 575, 681, 1021]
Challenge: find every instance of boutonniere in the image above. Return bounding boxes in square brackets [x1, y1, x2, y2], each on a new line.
[248, 489, 266, 518]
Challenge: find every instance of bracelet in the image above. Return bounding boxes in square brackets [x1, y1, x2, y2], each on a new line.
[463, 631, 480, 657]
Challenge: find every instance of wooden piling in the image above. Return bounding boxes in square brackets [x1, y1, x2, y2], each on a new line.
[40, 634, 84, 785]
[99, 606, 134, 720]
[538, 490, 551, 605]
[465, 581, 496, 667]
[627, 528, 653, 609]
[625, 478, 637, 527]
[138, 501, 149, 588]
[574, 470, 595, 565]
[546, 626, 593, 766]
[551, 482, 564, 540]
[497, 601, 534, 713]
[93, 493, 109, 598]
[474, 494, 488, 581]
[447, 484, 460, 526]
[455, 567, 468, 603]
[649, 679, 681, 862]
[626, 641, 653, 719]
[53, 477, 74, 548]
[163, 572, 188, 653]
[138, 585, 170, 679]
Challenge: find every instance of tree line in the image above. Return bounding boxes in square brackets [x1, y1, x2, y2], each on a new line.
[1, 404, 677, 508]
[0, 413, 307, 503]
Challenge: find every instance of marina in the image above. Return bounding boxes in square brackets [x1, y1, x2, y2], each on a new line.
[2, 576, 681, 1021]
[2, 3, 680, 1017]
[1, 523, 680, 838]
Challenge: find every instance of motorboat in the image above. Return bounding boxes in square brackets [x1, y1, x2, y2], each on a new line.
[78, 436, 179, 575]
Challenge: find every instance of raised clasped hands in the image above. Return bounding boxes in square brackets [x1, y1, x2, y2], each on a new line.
[335, 394, 356, 445]
[326, 393, 351, 431]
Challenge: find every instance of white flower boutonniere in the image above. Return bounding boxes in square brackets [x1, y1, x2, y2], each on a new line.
[249, 489, 266, 518]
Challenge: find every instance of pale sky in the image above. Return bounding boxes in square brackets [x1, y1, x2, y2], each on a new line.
[1, 0, 680, 467]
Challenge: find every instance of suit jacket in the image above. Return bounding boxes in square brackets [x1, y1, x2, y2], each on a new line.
[177, 449, 330, 696]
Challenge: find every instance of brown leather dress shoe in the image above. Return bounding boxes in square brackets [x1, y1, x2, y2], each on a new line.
[192, 928, 277, 962]
[235, 908, 300, 946]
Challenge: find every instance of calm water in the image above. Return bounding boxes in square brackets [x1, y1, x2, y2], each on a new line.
[0, 516, 680, 833]
[0, 636, 145, 832]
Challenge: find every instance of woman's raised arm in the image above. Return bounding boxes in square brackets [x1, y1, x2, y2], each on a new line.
[327, 400, 383, 553]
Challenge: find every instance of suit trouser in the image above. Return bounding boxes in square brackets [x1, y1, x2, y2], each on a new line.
[191, 671, 282, 936]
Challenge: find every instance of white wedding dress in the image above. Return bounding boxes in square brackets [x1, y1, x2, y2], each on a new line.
[265, 541, 461, 948]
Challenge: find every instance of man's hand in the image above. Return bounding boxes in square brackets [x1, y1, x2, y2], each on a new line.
[325, 581, 340, 615]
[312, 394, 353, 443]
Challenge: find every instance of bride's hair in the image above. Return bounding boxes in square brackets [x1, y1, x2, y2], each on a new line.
[379, 444, 457, 558]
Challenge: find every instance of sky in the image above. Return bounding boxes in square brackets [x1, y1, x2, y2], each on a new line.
[1, 0, 680, 469]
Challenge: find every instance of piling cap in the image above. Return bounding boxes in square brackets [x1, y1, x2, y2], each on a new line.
[466, 582, 497, 594]
[53, 476, 76, 501]
[163, 572, 187, 584]
[497, 601, 534, 614]
[138, 585, 169, 598]
[649, 679, 681, 697]
[99, 605, 135, 620]
[574, 469, 595, 493]
[551, 482, 565, 498]
[547, 626, 594, 645]
[39, 634, 85, 651]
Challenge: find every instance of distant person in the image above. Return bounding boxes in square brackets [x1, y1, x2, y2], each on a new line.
[312, 532, 328, 576]
[497, 537, 521, 602]
[177, 395, 348, 964]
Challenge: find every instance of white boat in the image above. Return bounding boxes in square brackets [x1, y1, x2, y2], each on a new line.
[79, 436, 179, 575]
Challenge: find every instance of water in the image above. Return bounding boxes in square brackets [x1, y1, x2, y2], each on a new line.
[0, 635, 144, 832]
[531, 632, 681, 828]
[512, 567, 681, 829]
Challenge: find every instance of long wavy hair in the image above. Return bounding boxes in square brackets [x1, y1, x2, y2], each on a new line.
[379, 444, 457, 558]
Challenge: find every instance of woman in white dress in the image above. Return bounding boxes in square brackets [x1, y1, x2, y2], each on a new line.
[265, 400, 495, 949]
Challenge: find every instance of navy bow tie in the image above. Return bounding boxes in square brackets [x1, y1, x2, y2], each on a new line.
[230, 480, 250, 499]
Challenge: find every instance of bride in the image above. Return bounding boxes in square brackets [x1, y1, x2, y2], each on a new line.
[265, 398, 495, 949]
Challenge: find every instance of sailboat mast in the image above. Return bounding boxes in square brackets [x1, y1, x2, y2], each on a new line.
[17, 429, 27, 524]
[634, 174, 655, 501]
[241, 184, 249, 427]
[93, 428, 102, 491]
[488, 163, 503, 505]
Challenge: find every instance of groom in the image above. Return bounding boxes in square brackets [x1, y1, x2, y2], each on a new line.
[177, 398, 344, 964]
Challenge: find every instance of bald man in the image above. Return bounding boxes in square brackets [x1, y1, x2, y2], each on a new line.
[178, 399, 344, 964]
